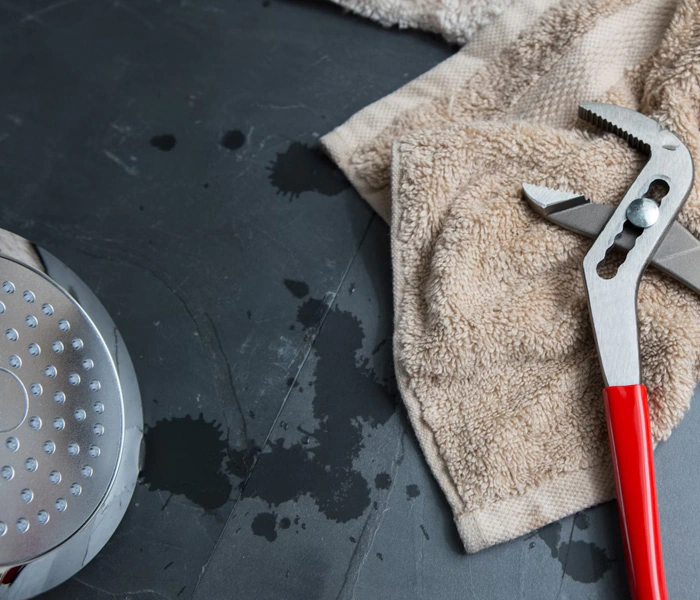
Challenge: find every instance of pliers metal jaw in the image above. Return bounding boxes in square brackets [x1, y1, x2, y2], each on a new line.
[523, 103, 695, 600]
[579, 103, 694, 388]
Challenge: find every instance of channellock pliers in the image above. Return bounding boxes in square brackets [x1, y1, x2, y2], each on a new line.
[523, 103, 695, 600]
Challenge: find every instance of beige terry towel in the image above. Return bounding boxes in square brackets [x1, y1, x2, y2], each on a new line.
[329, 0, 517, 44]
[325, 0, 700, 553]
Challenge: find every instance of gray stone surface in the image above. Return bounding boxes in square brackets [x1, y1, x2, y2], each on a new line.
[0, 0, 698, 599]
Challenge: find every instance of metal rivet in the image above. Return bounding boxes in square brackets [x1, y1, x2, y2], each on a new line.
[627, 197, 659, 228]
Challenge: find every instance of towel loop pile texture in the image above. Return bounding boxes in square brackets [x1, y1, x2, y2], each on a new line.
[323, 0, 700, 552]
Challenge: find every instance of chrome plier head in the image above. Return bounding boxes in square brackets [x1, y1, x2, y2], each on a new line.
[578, 103, 693, 387]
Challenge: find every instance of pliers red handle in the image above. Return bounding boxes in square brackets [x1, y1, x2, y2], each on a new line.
[605, 384, 666, 599]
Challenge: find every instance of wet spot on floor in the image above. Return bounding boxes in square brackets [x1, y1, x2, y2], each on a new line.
[406, 484, 420, 500]
[220, 129, 245, 151]
[229, 286, 397, 523]
[252, 512, 278, 542]
[268, 141, 349, 200]
[374, 472, 392, 490]
[142, 414, 232, 510]
[150, 134, 176, 151]
[575, 512, 590, 530]
[538, 520, 562, 558]
[284, 279, 309, 299]
[536, 516, 612, 583]
[558, 540, 613, 583]
[296, 296, 327, 330]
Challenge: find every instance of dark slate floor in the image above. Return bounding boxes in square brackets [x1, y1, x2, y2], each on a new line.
[1, 0, 699, 598]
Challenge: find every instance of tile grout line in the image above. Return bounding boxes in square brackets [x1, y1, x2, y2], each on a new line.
[192, 212, 377, 597]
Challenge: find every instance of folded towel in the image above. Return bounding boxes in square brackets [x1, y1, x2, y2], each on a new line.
[323, 0, 560, 220]
[325, 0, 700, 553]
[328, 0, 516, 44]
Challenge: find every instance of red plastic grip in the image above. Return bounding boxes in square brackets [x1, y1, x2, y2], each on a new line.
[603, 384, 668, 600]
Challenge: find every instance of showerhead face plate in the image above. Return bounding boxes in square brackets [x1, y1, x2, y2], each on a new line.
[0, 255, 123, 566]
[0, 232, 142, 600]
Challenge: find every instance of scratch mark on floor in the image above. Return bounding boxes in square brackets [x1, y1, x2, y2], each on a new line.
[20, 0, 84, 22]
[103, 149, 140, 176]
